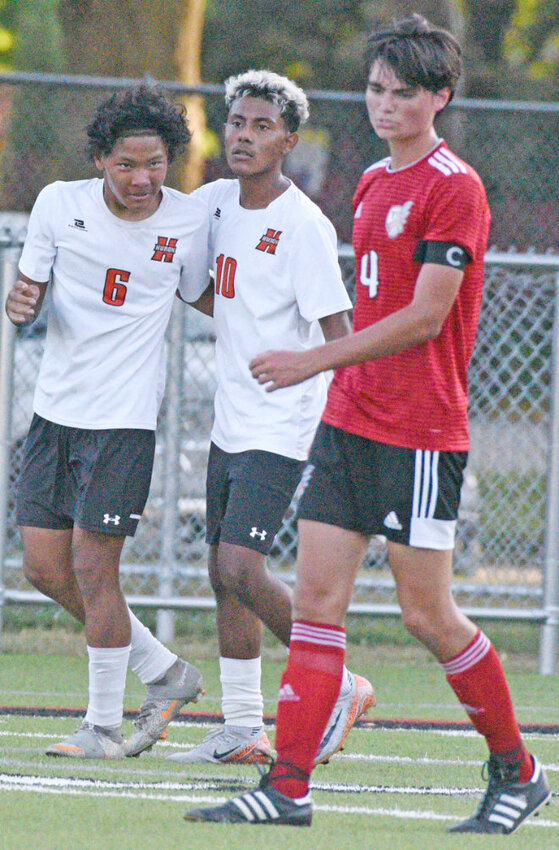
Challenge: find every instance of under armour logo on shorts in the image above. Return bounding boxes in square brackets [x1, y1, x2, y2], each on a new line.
[103, 514, 121, 525]
[250, 527, 267, 540]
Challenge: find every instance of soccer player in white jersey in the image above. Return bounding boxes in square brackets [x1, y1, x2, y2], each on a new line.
[166, 70, 374, 766]
[5, 86, 210, 759]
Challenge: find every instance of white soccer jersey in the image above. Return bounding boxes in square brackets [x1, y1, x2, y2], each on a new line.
[18, 179, 209, 430]
[192, 179, 352, 459]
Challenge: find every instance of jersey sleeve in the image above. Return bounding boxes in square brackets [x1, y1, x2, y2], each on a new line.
[176, 195, 212, 303]
[290, 214, 352, 323]
[18, 183, 58, 281]
[423, 174, 490, 261]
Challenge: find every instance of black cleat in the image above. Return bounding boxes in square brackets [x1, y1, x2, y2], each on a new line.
[184, 771, 312, 826]
[449, 753, 551, 834]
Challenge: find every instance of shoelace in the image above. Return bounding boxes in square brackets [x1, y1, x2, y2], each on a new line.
[260, 759, 310, 790]
[134, 700, 160, 726]
[475, 755, 521, 820]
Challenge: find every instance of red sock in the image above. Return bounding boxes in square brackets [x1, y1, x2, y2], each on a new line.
[443, 630, 532, 782]
[269, 620, 345, 798]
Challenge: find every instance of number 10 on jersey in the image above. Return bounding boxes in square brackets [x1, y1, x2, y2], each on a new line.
[215, 254, 237, 299]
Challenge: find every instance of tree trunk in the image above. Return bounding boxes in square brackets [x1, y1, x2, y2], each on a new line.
[175, 0, 209, 193]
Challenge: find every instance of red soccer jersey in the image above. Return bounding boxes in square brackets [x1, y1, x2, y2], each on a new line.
[323, 140, 491, 451]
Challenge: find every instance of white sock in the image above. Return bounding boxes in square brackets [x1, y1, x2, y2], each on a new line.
[84, 644, 131, 730]
[127, 608, 177, 685]
[340, 666, 353, 697]
[220, 656, 264, 727]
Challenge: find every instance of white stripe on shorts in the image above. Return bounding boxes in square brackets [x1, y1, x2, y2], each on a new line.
[410, 449, 456, 550]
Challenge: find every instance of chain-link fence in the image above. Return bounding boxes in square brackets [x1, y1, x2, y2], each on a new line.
[0, 72, 558, 672]
[0, 71, 558, 249]
[1, 235, 559, 670]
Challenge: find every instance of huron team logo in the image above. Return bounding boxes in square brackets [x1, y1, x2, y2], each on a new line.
[256, 228, 282, 254]
[385, 201, 413, 239]
[152, 236, 178, 262]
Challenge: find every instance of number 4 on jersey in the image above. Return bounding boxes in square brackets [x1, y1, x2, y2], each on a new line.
[360, 250, 379, 298]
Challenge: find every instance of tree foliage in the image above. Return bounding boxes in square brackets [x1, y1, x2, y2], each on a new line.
[201, 0, 462, 90]
[463, 0, 559, 97]
[505, 0, 559, 88]
[0, 0, 66, 208]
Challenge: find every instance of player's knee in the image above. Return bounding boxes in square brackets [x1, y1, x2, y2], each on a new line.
[400, 604, 434, 643]
[22, 557, 46, 590]
[212, 555, 261, 600]
[293, 583, 342, 622]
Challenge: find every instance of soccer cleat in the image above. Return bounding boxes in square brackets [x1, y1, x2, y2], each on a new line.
[166, 724, 273, 764]
[314, 671, 375, 765]
[124, 658, 204, 757]
[184, 773, 312, 826]
[45, 721, 125, 759]
[449, 753, 551, 834]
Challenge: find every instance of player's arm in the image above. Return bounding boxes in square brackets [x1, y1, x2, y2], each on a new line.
[5, 273, 48, 326]
[176, 279, 214, 317]
[251, 262, 463, 390]
[318, 309, 352, 342]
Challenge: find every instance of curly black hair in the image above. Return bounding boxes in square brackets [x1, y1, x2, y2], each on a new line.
[86, 85, 191, 162]
[365, 14, 462, 101]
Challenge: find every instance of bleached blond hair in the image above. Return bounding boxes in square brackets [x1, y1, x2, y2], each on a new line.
[224, 69, 309, 132]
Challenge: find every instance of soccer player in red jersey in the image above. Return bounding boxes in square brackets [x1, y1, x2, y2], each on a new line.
[185, 15, 550, 833]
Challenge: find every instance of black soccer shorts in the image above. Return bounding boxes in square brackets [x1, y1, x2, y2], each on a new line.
[15, 414, 155, 536]
[297, 422, 467, 550]
[205, 442, 305, 554]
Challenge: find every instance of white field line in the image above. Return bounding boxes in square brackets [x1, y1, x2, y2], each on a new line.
[2, 729, 559, 773]
[2, 723, 558, 742]
[0, 771, 556, 800]
[0, 775, 556, 830]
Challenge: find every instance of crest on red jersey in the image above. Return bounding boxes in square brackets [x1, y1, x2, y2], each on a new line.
[385, 201, 413, 239]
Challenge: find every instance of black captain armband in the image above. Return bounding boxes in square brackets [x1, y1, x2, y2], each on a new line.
[413, 240, 471, 269]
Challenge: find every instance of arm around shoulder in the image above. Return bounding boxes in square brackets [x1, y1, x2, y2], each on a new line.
[176, 279, 214, 317]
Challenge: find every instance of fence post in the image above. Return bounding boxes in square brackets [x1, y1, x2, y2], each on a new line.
[0, 244, 18, 649]
[156, 300, 185, 643]
[539, 269, 559, 674]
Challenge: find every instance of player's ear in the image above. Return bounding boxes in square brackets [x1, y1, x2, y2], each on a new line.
[283, 132, 298, 155]
[93, 156, 105, 173]
[433, 87, 451, 113]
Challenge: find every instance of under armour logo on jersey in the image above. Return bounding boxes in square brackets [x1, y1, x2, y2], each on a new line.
[250, 527, 267, 541]
[278, 683, 300, 703]
[383, 511, 403, 531]
[256, 228, 282, 254]
[385, 201, 413, 239]
[152, 236, 178, 262]
[103, 514, 121, 525]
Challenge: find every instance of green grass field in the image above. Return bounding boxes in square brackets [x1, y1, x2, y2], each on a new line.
[1, 635, 558, 850]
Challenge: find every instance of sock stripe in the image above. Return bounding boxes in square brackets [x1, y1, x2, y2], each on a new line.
[442, 631, 491, 675]
[290, 622, 346, 650]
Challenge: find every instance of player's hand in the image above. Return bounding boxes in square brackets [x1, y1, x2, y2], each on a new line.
[5, 279, 40, 324]
[249, 350, 314, 391]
